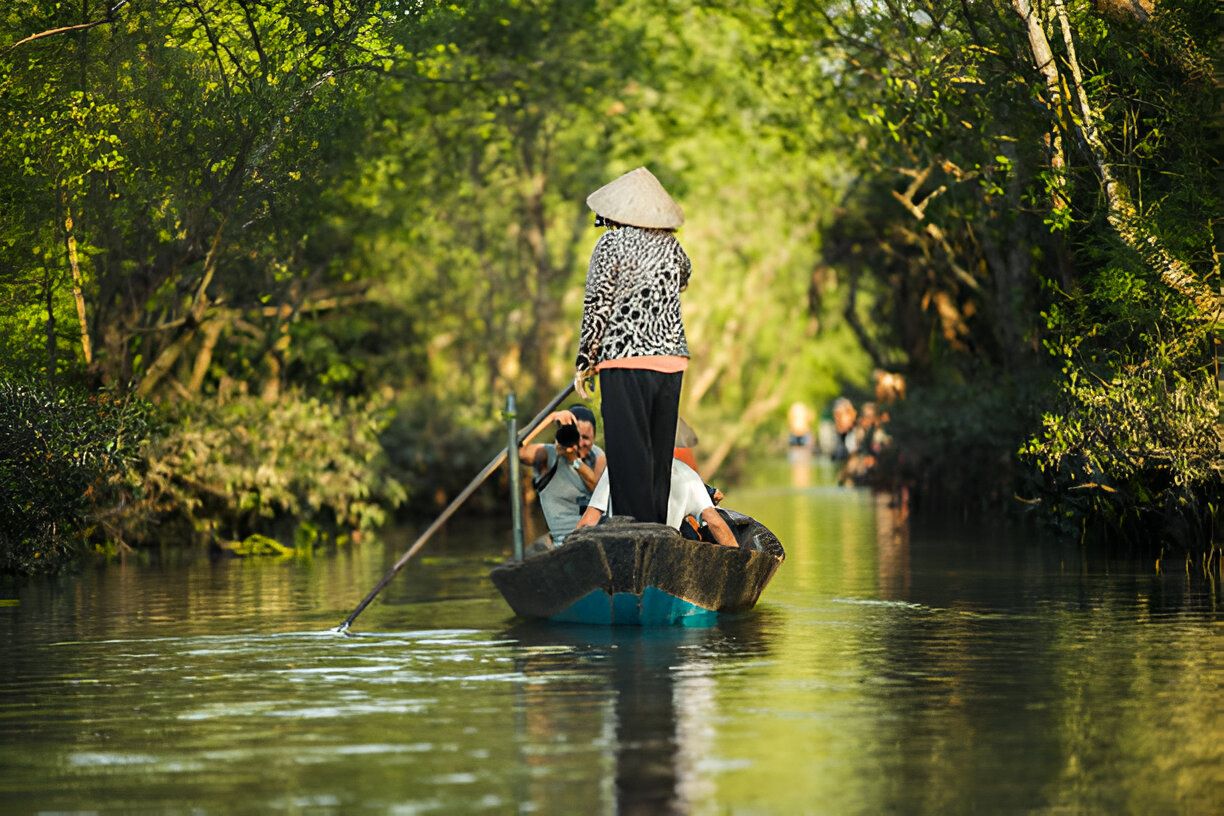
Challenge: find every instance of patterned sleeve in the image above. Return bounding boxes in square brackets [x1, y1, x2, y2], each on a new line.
[576, 232, 619, 371]
[675, 241, 691, 292]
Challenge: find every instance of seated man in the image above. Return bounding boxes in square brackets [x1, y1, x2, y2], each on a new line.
[518, 405, 606, 547]
[576, 458, 739, 548]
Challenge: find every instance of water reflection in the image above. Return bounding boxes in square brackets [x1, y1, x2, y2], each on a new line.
[875, 492, 911, 600]
[1, 462, 1220, 814]
[506, 613, 775, 814]
[787, 446, 812, 489]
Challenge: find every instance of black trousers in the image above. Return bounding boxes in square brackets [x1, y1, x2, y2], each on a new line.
[599, 368, 683, 525]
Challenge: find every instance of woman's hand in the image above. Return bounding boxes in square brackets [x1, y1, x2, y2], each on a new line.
[574, 369, 595, 400]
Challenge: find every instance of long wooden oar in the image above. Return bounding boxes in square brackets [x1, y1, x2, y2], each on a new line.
[336, 383, 576, 632]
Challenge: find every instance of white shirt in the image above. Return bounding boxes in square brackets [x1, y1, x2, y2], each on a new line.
[588, 458, 713, 529]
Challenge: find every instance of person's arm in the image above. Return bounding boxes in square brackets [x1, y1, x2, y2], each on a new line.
[572, 451, 605, 492]
[518, 410, 578, 468]
[575, 233, 619, 374]
[578, 468, 611, 527]
[576, 505, 604, 528]
[674, 241, 692, 292]
[518, 443, 550, 472]
[700, 507, 739, 548]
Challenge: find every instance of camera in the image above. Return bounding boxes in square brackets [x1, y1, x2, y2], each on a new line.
[555, 423, 580, 447]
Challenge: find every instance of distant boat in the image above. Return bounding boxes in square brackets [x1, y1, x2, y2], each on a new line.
[490, 511, 785, 626]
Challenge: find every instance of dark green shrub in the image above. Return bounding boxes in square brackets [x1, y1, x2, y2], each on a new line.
[883, 372, 1053, 515]
[380, 393, 505, 515]
[0, 378, 155, 575]
[126, 394, 407, 545]
[1020, 347, 1222, 548]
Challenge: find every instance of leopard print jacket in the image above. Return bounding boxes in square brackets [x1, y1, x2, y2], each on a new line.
[575, 226, 691, 371]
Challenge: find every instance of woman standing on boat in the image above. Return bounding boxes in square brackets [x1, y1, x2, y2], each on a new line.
[574, 166, 690, 526]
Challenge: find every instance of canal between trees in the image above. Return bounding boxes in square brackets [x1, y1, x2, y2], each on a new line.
[1, 459, 1219, 814]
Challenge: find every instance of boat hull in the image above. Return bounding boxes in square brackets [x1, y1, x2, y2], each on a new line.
[489, 511, 784, 626]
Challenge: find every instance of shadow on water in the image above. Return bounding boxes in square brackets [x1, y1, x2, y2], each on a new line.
[503, 610, 778, 815]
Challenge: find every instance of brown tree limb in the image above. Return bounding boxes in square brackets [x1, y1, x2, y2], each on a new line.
[136, 327, 197, 398]
[844, 268, 890, 371]
[187, 317, 226, 395]
[1010, 0, 1070, 211]
[7, 1, 130, 51]
[702, 355, 794, 480]
[61, 193, 93, 364]
[1049, 0, 1220, 317]
[137, 223, 226, 397]
[233, 0, 270, 81]
[889, 171, 982, 292]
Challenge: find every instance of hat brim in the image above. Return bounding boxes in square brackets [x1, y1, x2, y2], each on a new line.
[587, 166, 684, 229]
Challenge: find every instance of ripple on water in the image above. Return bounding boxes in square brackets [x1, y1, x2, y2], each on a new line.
[5, 486, 1220, 816]
[67, 752, 158, 767]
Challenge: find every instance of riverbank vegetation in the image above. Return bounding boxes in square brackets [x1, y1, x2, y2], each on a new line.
[1, 0, 1218, 574]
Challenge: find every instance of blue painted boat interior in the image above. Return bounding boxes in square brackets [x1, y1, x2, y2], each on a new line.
[549, 587, 718, 627]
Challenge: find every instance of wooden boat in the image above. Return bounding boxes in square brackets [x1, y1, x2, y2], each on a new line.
[489, 510, 785, 626]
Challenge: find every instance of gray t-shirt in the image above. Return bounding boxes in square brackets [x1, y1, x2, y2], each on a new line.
[537, 444, 603, 546]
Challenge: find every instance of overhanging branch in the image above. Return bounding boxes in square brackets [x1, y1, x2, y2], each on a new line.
[7, 1, 130, 51]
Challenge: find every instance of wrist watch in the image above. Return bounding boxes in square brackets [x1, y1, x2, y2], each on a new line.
[571, 459, 583, 472]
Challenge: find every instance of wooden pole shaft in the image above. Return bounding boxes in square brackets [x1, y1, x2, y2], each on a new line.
[336, 382, 576, 632]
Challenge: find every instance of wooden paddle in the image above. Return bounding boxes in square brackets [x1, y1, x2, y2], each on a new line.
[335, 383, 577, 632]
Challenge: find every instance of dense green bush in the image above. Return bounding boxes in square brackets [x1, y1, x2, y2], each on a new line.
[1020, 339, 1222, 548]
[380, 394, 505, 515]
[0, 378, 155, 575]
[1, 383, 415, 573]
[126, 395, 407, 545]
[883, 373, 1053, 515]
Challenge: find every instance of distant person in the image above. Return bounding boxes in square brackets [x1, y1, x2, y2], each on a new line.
[842, 401, 883, 484]
[830, 397, 857, 461]
[519, 406, 606, 547]
[873, 369, 906, 405]
[573, 166, 690, 528]
[787, 401, 814, 448]
[873, 369, 905, 431]
[577, 459, 739, 548]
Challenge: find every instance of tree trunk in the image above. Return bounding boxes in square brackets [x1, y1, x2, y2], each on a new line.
[43, 267, 57, 383]
[844, 268, 890, 370]
[521, 166, 559, 398]
[137, 223, 225, 397]
[61, 194, 92, 364]
[1009, 0, 1069, 212]
[261, 323, 290, 403]
[1048, 0, 1220, 316]
[701, 355, 792, 479]
[979, 142, 1030, 370]
[188, 317, 226, 395]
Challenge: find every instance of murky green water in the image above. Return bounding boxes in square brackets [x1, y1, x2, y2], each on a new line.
[1, 458, 1220, 814]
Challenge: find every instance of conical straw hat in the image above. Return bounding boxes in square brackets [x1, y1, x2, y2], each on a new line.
[586, 167, 684, 229]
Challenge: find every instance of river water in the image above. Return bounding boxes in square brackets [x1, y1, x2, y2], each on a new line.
[1, 458, 1220, 814]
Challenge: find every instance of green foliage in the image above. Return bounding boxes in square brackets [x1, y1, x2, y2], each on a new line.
[886, 372, 1054, 513]
[1021, 332, 1221, 546]
[0, 378, 155, 575]
[1, 0, 1216, 564]
[125, 395, 406, 545]
[380, 394, 504, 515]
[1015, 0, 1223, 546]
[755, 0, 1222, 546]
[213, 533, 295, 558]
